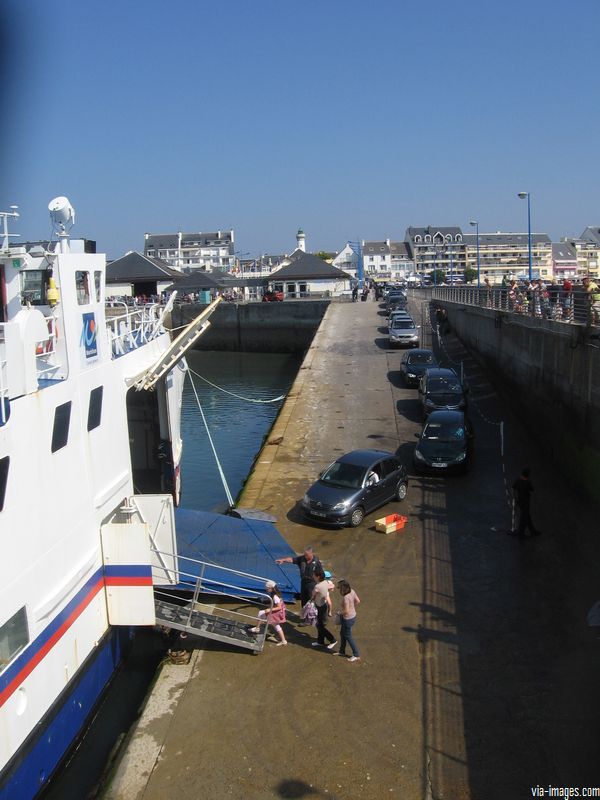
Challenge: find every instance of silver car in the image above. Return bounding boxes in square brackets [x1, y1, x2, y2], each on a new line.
[389, 318, 420, 348]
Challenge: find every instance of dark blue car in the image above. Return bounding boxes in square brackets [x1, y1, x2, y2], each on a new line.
[413, 410, 474, 474]
[301, 449, 408, 528]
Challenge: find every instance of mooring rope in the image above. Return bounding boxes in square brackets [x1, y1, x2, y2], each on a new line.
[186, 369, 235, 507]
[187, 366, 285, 404]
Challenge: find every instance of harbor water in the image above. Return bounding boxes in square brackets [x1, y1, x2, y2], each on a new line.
[40, 349, 301, 800]
[181, 350, 301, 511]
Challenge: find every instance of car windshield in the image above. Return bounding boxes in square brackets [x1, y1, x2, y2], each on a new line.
[320, 461, 367, 489]
[409, 353, 435, 365]
[392, 320, 415, 329]
[423, 422, 465, 441]
[428, 377, 461, 392]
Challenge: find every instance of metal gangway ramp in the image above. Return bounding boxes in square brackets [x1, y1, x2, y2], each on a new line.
[152, 549, 276, 654]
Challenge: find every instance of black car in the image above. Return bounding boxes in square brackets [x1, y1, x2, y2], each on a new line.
[413, 410, 474, 473]
[418, 367, 468, 417]
[301, 449, 408, 527]
[399, 348, 438, 387]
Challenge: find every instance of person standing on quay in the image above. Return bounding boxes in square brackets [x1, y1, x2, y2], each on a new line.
[510, 467, 541, 538]
[333, 580, 361, 662]
[311, 568, 337, 650]
[275, 546, 322, 608]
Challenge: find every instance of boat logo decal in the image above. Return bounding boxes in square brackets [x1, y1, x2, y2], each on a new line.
[81, 312, 98, 359]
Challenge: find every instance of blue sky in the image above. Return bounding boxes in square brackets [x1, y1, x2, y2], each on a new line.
[2, 0, 599, 259]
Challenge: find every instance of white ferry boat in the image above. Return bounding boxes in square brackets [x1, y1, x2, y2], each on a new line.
[0, 198, 214, 798]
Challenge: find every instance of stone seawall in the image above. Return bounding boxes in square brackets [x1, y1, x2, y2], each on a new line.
[170, 300, 330, 353]
[444, 301, 600, 500]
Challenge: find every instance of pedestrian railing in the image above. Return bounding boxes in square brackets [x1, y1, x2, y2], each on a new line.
[429, 286, 597, 327]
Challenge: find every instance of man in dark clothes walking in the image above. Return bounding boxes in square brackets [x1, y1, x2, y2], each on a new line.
[511, 467, 541, 537]
[276, 546, 323, 607]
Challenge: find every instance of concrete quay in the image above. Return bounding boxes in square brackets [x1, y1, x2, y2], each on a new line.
[106, 298, 600, 800]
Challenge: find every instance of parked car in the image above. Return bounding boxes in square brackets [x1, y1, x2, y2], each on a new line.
[399, 348, 438, 387]
[388, 310, 413, 331]
[301, 449, 408, 527]
[262, 290, 284, 302]
[418, 367, 468, 417]
[389, 318, 420, 348]
[386, 290, 406, 307]
[413, 409, 474, 473]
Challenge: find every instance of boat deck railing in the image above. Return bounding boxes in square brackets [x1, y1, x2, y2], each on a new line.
[105, 302, 167, 358]
[0, 314, 62, 418]
[0, 326, 8, 425]
[34, 315, 61, 377]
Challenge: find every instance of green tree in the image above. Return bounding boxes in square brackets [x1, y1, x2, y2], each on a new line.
[315, 251, 334, 262]
[464, 268, 478, 284]
[430, 269, 446, 285]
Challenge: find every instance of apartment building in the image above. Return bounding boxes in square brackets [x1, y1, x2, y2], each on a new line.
[576, 228, 600, 277]
[144, 230, 235, 273]
[404, 227, 467, 276]
[462, 232, 552, 283]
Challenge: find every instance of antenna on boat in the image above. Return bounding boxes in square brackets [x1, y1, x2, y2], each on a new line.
[48, 196, 75, 254]
[0, 205, 20, 252]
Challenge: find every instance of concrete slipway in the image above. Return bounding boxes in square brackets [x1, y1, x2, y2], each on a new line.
[104, 298, 600, 800]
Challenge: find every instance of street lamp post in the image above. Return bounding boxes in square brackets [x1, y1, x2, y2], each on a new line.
[517, 192, 532, 282]
[469, 220, 480, 288]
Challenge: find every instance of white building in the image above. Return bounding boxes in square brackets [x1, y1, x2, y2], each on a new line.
[361, 240, 414, 280]
[332, 243, 358, 276]
[144, 230, 235, 273]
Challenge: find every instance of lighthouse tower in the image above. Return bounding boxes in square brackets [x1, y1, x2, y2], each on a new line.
[296, 228, 306, 252]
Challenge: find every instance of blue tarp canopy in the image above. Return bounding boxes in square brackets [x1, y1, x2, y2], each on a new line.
[167, 508, 301, 602]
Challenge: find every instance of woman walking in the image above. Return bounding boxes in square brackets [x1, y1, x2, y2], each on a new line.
[250, 580, 287, 646]
[334, 580, 361, 662]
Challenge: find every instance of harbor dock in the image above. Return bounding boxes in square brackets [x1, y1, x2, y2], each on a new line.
[105, 297, 600, 800]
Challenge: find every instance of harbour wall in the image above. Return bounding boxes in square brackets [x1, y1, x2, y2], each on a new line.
[170, 300, 330, 353]
[442, 301, 600, 500]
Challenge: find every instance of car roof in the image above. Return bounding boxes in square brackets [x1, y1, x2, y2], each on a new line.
[406, 348, 434, 356]
[424, 409, 465, 423]
[336, 449, 397, 466]
[424, 367, 458, 378]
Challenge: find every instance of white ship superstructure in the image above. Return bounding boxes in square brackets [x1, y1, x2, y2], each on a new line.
[0, 199, 207, 798]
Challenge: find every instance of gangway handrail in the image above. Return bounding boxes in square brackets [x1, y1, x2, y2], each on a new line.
[150, 546, 279, 643]
[151, 546, 282, 589]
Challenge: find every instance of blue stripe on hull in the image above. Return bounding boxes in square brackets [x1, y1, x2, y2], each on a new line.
[0, 628, 131, 800]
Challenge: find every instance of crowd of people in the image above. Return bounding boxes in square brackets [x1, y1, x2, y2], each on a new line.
[496, 276, 600, 324]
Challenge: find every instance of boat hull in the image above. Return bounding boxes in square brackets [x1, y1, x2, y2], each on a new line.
[0, 627, 131, 800]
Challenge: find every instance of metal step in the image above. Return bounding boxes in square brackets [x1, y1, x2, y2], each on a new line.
[155, 598, 266, 653]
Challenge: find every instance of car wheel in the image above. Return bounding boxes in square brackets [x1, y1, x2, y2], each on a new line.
[349, 507, 365, 527]
[396, 481, 408, 501]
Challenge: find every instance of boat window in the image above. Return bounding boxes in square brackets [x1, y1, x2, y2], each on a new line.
[0, 606, 29, 672]
[51, 401, 72, 452]
[76, 271, 91, 305]
[0, 456, 9, 511]
[94, 271, 103, 303]
[20, 270, 48, 306]
[87, 386, 103, 431]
